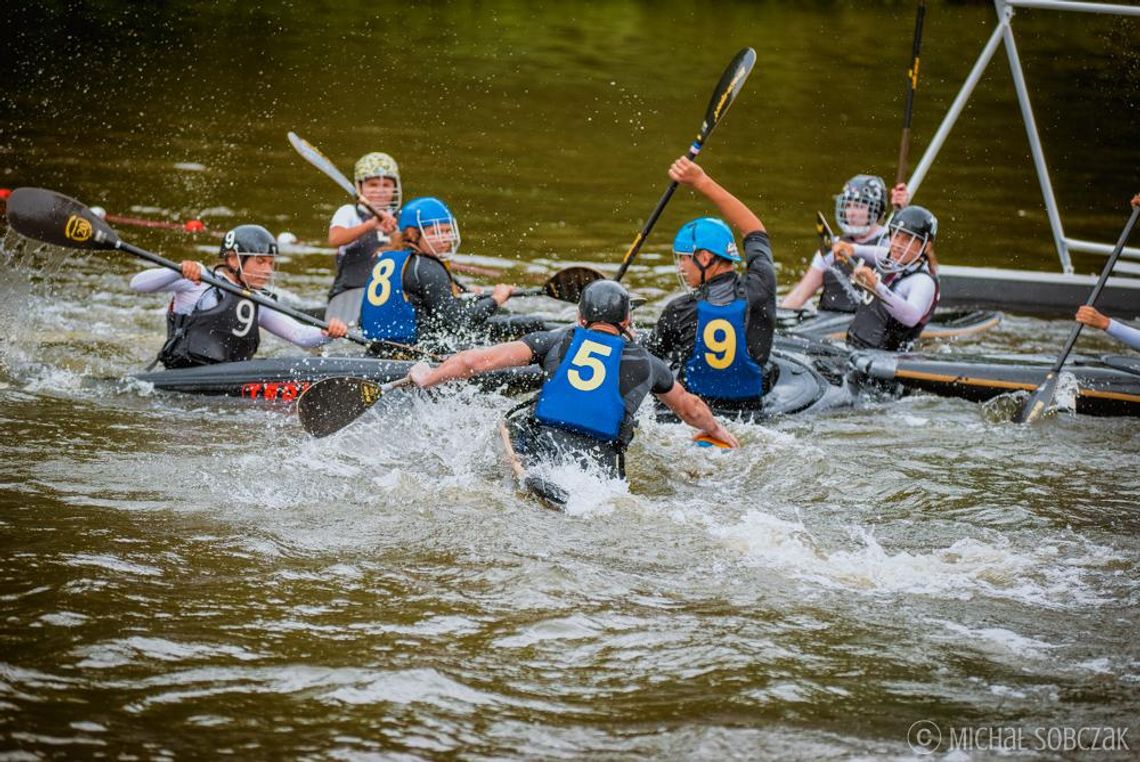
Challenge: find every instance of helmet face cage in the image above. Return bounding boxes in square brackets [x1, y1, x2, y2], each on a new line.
[673, 251, 694, 293]
[416, 214, 461, 259]
[880, 224, 928, 274]
[354, 153, 401, 212]
[358, 174, 401, 213]
[220, 225, 278, 290]
[834, 176, 886, 237]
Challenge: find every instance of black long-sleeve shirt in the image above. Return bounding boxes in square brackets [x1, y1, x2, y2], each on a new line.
[403, 254, 499, 344]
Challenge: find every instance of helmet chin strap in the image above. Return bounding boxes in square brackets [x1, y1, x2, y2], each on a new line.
[690, 250, 714, 286]
[218, 255, 248, 287]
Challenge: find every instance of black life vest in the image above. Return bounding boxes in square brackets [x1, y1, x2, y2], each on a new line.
[820, 230, 889, 313]
[846, 263, 939, 351]
[328, 205, 387, 299]
[158, 283, 261, 369]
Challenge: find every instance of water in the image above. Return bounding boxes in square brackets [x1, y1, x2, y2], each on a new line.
[3, 1, 1139, 758]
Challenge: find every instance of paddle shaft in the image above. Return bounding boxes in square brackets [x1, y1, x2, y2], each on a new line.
[613, 48, 756, 283]
[1046, 202, 1140, 375]
[118, 239, 427, 357]
[896, 0, 926, 193]
[287, 131, 497, 278]
[613, 158, 689, 283]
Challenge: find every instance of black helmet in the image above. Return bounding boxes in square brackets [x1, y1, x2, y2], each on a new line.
[888, 205, 938, 243]
[219, 224, 279, 258]
[835, 174, 887, 236]
[579, 280, 631, 326]
[882, 205, 938, 274]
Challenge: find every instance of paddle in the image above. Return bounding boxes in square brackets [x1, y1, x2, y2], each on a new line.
[286, 131, 502, 279]
[297, 376, 413, 438]
[816, 210, 870, 306]
[1015, 194, 1140, 423]
[3, 187, 437, 360]
[895, 0, 926, 209]
[613, 47, 757, 283]
[498, 420, 569, 509]
[509, 265, 605, 303]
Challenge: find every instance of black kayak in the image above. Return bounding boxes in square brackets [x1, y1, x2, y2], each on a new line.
[655, 345, 852, 424]
[130, 340, 852, 418]
[777, 307, 1003, 342]
[130, 355, 544, 400]
[847, 350, 1140, 417]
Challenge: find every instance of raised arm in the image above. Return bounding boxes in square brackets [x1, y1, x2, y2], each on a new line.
[669, 156, 764, 235]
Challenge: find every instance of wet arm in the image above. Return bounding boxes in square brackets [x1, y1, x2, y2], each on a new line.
[415, 262, 498, 328]
[781, 264, 825, 309]
[671, 156, 763, 235]
[414, 341, 534, 388]
[656, 384, 738, 447]
[328, 218, 378, 248]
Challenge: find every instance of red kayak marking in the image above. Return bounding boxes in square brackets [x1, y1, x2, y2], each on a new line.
[241, 381, 311, 400]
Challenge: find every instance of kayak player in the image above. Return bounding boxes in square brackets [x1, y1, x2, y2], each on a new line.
[844, 205, 940, 351]
[644, 156, 776, 410]
[131, 224, 348, 369]
[1076, 306, 1140, 351]
[408, 280, 739, 479]
[781, 175, 910, 312]
[359, 196, 545, 352]
[326, 152, 401, 325]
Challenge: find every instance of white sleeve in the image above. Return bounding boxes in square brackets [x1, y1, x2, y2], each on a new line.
[810, 251, 831, 271]
[1106, 319, 1140, 351]
[329, 204, 361, 230]
[259, 309, 332, 348]
[130, 268, 196, 293]
[871, 273, 936, 327]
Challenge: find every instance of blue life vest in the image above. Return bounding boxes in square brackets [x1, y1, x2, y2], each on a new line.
[683, 298, 764, 400]
[359, 249, 417, 343]
[533, 328, 626, 442]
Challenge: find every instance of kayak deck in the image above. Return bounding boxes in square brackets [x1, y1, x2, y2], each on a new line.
[848, 350, 1140, 417]
[131, 355, 544, 399]
[777, 307, 1002, 342]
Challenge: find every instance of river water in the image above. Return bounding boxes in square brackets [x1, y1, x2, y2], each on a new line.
[3, 1, 1139, 759]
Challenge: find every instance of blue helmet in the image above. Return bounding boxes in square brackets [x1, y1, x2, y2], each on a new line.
[672, 217, 740, 262]
[398, 197, 461, 257]
[398, 197, 454, 230]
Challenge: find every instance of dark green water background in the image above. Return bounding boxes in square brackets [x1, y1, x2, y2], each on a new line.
[2, 1, 1139, 759]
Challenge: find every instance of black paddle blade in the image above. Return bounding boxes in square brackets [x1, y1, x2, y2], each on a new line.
[523, 476, 569, 510]
[1013, 371, 1060, 424]
[543, 266, 606, 303]
[5, 188, 120, 250]
[698, 47, 757, 143]
[297, 376, 385, 438]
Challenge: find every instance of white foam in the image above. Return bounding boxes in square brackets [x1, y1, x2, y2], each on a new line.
[714, 512, 1119, 608]
[66, 554, 163, 578]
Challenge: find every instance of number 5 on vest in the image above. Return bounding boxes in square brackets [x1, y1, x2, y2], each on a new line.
[568, 339, 613, 391]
